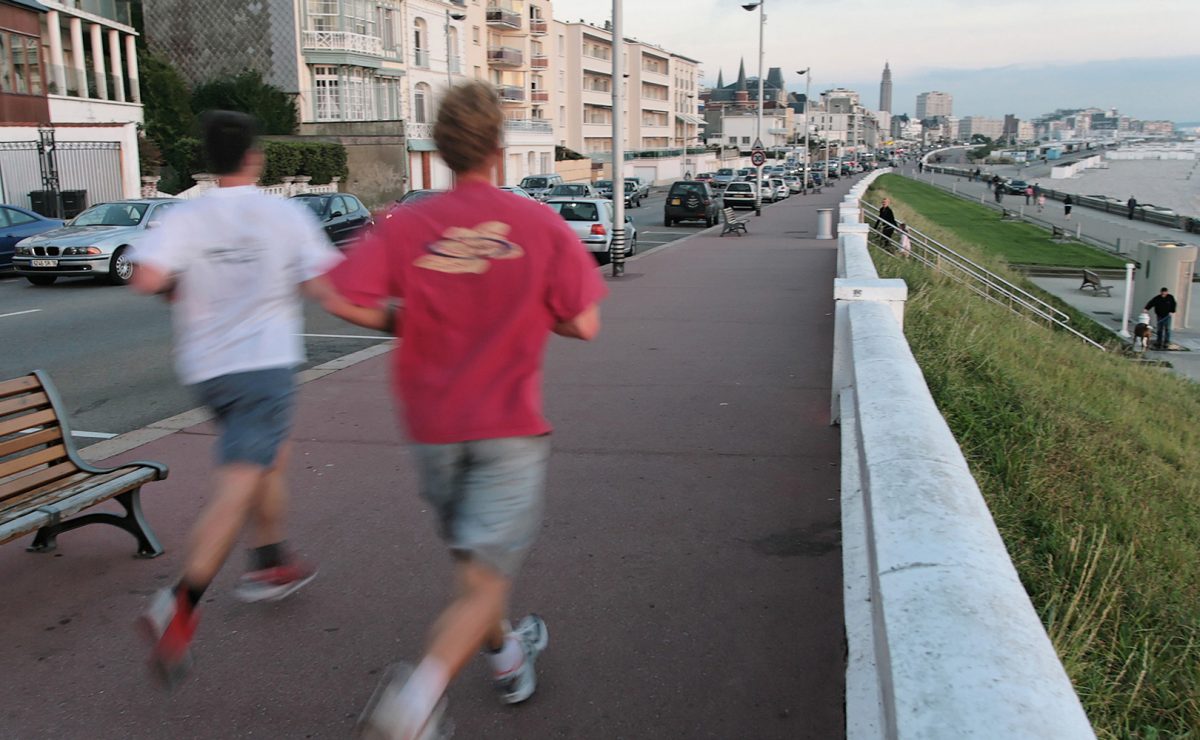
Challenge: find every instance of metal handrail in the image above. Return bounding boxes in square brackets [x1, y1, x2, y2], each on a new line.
[859, 200, 1106, 351]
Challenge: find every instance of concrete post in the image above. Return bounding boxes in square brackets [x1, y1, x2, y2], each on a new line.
[47, 11, 66, 96]
[107, 29, 125, 102]
[1120, 262, 1135, 338]
[89, 23, 108, 100]
[69, 17, 87, 98]
[816, 208, 834, 239]
[831, 277, 908, 424]
[141, 176, 161, 198]
[125, 34, 141, 103]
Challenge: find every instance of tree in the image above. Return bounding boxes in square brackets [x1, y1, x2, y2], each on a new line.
[140, 52, 198, 192]
[191, 70, 298, 135]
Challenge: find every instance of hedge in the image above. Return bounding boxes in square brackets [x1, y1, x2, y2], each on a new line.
[260, 141, 348, 186]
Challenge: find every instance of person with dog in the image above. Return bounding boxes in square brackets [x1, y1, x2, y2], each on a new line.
[324, 81, 607, 739]
[1144, 287, 1178, 349]
[1063, 194, 1074, 219]
[874, 197, 897, 248]
[1127, 196, 1139, 220]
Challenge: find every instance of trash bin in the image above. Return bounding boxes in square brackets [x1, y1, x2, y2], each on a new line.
[816, 208, 834, 240]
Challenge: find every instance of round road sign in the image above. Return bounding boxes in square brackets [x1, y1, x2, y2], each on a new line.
[750, 150, 766, 167]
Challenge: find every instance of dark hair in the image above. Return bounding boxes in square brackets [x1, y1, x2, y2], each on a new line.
[200, 110, 259, 175]
[1161, 287, 1170, 292]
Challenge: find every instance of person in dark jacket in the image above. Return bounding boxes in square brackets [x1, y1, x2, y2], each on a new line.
[1063, 194, 1073, 219]
[874, 197, 897, 246]
[1127, 196, 1138, 220]
[1144, 287, 1177, 349]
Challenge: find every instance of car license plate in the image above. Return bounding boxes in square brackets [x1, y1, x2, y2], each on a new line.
[670, 198, 681, 205]
[31, 259, 58, 267]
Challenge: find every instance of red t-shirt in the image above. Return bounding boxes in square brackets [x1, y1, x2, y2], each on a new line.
[328, 180, 608, 444]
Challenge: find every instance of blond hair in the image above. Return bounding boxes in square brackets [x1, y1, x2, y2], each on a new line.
[433, 81, 504, 175]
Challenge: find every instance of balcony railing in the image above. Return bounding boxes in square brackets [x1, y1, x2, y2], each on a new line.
[487, 46, 524, 67]
[531, 54, 549, 69]
[486, 6, 522, 30]
[531, 89, 550, 102]
[303, 31, 385, 56]
[413, 49, 430, 68]
[530, 18, 548, 35]
[504, 119, 553, 134]
[497, 85, 525, 103]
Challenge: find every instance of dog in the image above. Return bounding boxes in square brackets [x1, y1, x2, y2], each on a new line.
[1133, 311, 1153, 352]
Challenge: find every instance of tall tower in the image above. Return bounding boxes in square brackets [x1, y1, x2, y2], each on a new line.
[879, 62, 892, 113]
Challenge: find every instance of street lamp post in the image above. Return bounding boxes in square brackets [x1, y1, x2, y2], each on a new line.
[610, 0, 626, 277]
[742, 1, 765, 216]
[444, 9, 466, 88]
[796, 68, 810, 193]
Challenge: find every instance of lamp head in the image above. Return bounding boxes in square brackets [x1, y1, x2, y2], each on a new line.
[741, 2, 761, 10]
[449, 11, 466, 20]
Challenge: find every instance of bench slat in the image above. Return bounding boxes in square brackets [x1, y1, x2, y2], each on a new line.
[0, 461, 78, 501]
[0, 468, 148, 523]
[0, 392, 51, 419]
[0, 444, 69, 480]
[0, 427, 63, 459]
[0, 376, 40, 400]
[0, 409, 58, 438]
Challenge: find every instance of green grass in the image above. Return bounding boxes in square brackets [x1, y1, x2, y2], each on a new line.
[866, 181, 1200, 737]
[875, 174, 1127, 269]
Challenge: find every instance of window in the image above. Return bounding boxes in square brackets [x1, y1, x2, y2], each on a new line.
[0, 34, 10, 93]
[413, 82, 431, 123]
[12, 36, 41, 95]
[742, 136, 750, 144]
[559, 105, 566, 125]
[308, 0, 338, 31]
[379, 8, 397, 51]
[474, 65, 482, 79]
[558, 34, 564, 56]
[345, 0, 376, 36]
[5, 207, 36, 226]
[413, 18, 428, 67]
[558, 70, 564, 92]
[448, 27, 460, 73]
[473, 26, 480, 44]
[314, 65, 339, 121]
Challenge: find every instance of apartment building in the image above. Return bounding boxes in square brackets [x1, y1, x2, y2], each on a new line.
[957, 116, 1005, 141]
[0, 0, 143, 211]
[915, 90, 952, 120]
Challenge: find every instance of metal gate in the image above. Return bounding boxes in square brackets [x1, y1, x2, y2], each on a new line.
[0, 132, 123, 216]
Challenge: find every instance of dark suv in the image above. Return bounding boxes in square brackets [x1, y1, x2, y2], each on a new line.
[664, 180, 720, 227]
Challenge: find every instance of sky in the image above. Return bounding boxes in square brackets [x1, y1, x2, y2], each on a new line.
[549, 0, 1200, 121]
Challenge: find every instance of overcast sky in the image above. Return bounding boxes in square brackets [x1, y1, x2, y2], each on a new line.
[549, 0, 1200, 121]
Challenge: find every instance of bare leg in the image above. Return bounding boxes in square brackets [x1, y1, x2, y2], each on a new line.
[248, 443, 290, 549]
[181, 463, 267, 587]
[425, 559, 512, 679]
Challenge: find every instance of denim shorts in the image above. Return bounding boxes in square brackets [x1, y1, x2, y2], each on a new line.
[410, 435, 552, 578]
[193, 367, 296, 467]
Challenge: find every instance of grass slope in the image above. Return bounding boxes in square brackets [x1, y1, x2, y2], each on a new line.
[875, 175, 1127, 269]
[867, 182, 1200, 737]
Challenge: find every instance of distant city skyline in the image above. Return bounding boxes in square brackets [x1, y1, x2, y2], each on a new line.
[549, 0, 1200, 122]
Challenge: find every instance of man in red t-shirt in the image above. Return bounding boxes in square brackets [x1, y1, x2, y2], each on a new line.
[327, 82, 607, 739]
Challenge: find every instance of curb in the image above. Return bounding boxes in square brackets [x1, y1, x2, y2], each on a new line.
[78, 341, 394, 462]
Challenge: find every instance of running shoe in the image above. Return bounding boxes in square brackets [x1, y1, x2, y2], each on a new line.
[494, 614, 549, 705]
[138, 587, 198, 688]
[356, 663, 449, 740]
[232, 558, 318, 603]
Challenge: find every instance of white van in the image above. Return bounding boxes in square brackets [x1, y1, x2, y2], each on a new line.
[519, 173, 563, 201]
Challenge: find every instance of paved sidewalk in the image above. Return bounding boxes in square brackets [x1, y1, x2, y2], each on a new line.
[0, 184, 851, 738]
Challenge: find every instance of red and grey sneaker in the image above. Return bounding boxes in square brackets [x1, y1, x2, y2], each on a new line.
[138, 588, 198, 688]
[232, 558, 318, 603]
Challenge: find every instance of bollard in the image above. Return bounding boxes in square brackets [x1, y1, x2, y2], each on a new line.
[1076, 224, 1082, 240]
[816, 208, 834, 240]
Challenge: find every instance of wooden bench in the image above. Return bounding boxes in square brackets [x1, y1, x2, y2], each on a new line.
[0, 371, 168, 557]
[720, 207, 748, 237]
[1001, 208, 1020, 221]
[1079, 270, 1112, 297]
[1051, 225, 1071, 242]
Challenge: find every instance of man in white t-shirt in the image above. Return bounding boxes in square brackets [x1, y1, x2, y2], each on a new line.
[129, 111, 385, 687]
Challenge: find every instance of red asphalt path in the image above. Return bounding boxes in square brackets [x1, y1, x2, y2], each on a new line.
[0, 181, 852, 739]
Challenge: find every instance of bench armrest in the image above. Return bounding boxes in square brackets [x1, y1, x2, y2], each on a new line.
[74, 458, 169, 481]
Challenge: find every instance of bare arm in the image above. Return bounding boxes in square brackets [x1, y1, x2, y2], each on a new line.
[553, 303, 600, 341]
[130, 262, 175, 297]
[302, 275, 394, 332]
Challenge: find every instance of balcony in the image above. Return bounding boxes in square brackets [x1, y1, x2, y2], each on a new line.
[413, 49, 430, 68]
[486, 6, 522, 30]
[488, 46, 524, 67]
[497, 85, 525, 103]
[531, 89, 549, 103]
[531, 54, 549, 69]
[504, 119, 553, 134]
[303, 31, 385, 57]
[530, 19, 548, 35]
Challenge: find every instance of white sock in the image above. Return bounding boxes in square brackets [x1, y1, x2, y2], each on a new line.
[487, 635, 523, 677]
[379, 658, 448, 732]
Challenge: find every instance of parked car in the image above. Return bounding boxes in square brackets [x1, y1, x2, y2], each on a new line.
[694, 172, 715, 184]
[1004, 179, 1029, 195]
[395, 189, 445, 207]
[544, 197, 638, 265]
[500, 186, 535, 199]
[722, 181, 758, 210]
[12, 199, 180, 286]
[758, 181, 778, 203]
[712, 168, 736, 189]
[594, 180, 642, 207]
[736, 168, 754, 178]
[293, 193, 373, 247]
[546, 182, 599, 199]
[770, 178, 789, 200]
[0, 205, 62, 270]
[518, 173, 563, 200]
[626, 177, 650, 200]
[664, 180, 720, 227]
[782, 176, 802, 194]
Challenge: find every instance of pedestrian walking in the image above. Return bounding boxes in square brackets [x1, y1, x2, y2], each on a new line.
[1037, 192, 1046, 212]
[325, 81, 608, 739]
[1127, 196, 1138, 220]
[1032, 182, 1041, 199]
[994, 182, 1004, 203]
[918, 161, 924, 174]
[898, 222, 912, 257]
[129, 111, 369, 686]
[874, 197, 897, 245]
[1063, 194, 1073, 219]
[1024, 185, 1033, 205]
[1144, 287, 1178, 349]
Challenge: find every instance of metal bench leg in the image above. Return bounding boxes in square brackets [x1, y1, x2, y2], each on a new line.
[27, 489, 164, 559]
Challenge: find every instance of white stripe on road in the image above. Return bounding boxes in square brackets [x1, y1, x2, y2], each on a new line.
[299, 333, 391, 340]
[0, 308, 42, 319]
[71, 431, 118, 439]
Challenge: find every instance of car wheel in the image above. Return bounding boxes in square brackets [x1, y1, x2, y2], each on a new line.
[26, 275, 57, 286]
[594, 250, 611, 266]
[106, 246, 134, 286]
[628, 237, 638, 256]
[664, 217, 673, 227]
[706, 216, 715, 227]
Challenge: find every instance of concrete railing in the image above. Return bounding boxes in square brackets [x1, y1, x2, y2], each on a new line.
[835, 170, 1095, 738]
[163, 175, 340, 201]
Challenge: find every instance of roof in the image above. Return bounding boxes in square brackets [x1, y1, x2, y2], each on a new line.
[3, 0, 49, 12]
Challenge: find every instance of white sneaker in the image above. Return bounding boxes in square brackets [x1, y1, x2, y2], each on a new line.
[356, 663, 448, 740]
[493, 614, 549, 705]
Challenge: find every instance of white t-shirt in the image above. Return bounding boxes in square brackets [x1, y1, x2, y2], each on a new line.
[132, 187, 343, 385]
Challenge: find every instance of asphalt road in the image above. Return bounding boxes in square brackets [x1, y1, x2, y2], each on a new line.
[0, 190, 716, 441]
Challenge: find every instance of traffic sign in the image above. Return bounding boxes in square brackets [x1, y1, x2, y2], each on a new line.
[752, 137, 764, 150]
[750, 149, 766, 167]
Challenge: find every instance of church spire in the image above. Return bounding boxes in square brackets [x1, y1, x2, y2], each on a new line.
[716, 68, 724, 88]
[735, 57, 747, 91]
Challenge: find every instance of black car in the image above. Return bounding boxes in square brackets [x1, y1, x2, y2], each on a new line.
[593, 180, 642, 208]
[293, 193, 373, 247]
[395, 189, 445, 207]
[664, 180, 720, 227]
[1005, 179, 1029, 195]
